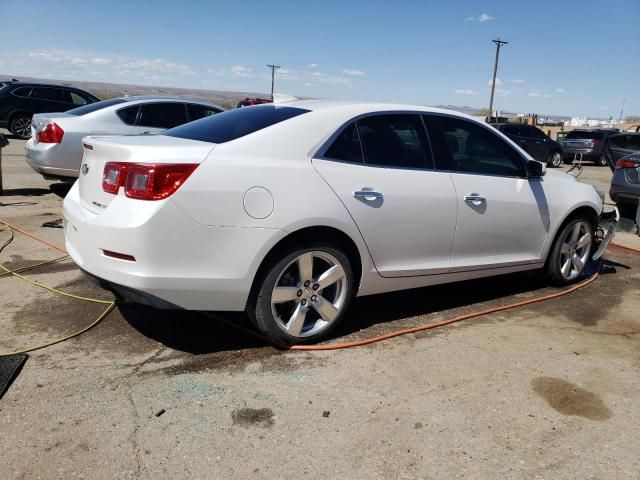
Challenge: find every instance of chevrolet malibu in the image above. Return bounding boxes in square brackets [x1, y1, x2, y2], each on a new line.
[63, 101, 616, 345]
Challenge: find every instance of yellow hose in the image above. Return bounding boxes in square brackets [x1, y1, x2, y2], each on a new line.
[0, 227, 116, 356]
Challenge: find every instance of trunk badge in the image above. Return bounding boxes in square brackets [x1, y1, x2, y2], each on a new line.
[81, 163, 90, 175]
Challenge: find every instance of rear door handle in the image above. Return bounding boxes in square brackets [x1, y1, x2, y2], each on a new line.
[353, 190, 383, 200]
[464, 194, 486, 205]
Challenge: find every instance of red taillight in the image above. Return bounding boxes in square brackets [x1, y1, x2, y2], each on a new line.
[102, 162, 128, 194]
[101, 162, 198, 200]
[616, 159, 640, 169]
[36, 122, 64, 143]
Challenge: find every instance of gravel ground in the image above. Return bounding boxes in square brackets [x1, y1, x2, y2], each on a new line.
[1, 135, 639, 479]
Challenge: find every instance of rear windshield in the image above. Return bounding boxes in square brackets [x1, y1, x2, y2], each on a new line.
[67, 98, 127, 116]
[565, 131, 605, 140]
[163, 105, 310, 144]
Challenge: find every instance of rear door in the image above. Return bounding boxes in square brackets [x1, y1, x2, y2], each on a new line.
[132, 102, 189, 135]
[312, 113, 457, 277]
[29, 87, 72, 113]
[425, 114, 550, 271]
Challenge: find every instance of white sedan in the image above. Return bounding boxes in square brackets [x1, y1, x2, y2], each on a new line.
[63, 101, 616, 345]
[25, 96, 224, 180]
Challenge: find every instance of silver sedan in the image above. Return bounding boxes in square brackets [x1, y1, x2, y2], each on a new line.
[25, 96, 224, 180]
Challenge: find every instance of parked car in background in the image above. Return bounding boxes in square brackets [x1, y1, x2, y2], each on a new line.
[624, 124, 640, 133]
[63, 101, 615, 345]
[607, 133, 640, 222]
[0, 81, 99, 139]
[561, 128, 619, 166]
[491, 123, 563, 167]
[26, 96, 224, 180]
[236, 97, 272, 108]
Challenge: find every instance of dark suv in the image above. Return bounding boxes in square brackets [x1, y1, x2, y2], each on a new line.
[561, 128, 619, 166]
[491, 123, 563, 167]
[0, 81, 99, 139]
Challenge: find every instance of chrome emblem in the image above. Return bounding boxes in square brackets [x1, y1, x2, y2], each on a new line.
[81, 163, 89, 175]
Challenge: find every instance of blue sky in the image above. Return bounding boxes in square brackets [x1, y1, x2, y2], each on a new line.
[1, 0, 638, 118]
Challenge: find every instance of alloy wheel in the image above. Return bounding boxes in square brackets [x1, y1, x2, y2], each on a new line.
[270, 251, 348, 338]
[12, 117, 32, 138]
[559, 221, 592, 281]
[550, 152, 562, 167]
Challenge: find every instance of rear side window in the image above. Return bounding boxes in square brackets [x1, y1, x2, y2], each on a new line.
[566, 131, 605, 140]
[608, 135, 626, 148]
[164, 105, 310, 144]
[627, 135, 640, 150]
[69, 91, 90, 106]
[30, 87, 67, 102]
[67, 98, 127, 116]
[138, 103, 188, 129]
[323, 123, 363, 163]
[116, 105, 140, 125]
[187, 104, 221, 121]
[429, 115, 526, 177]
[357, 114, 433, 169]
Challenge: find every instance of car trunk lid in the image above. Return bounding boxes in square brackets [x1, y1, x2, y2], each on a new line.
[31, 113, 74, 142]
[78, 135, 216, 215]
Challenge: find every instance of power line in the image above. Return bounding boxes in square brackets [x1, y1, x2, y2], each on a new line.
[488, 38, 508, 121]
[266, 64, 280, 99]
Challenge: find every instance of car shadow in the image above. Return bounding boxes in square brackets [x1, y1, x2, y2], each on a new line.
[117, 261, 624, 355]
[0, 183, 72, 198]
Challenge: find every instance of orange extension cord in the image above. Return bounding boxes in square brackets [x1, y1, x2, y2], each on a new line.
[2, 218, 639, 352]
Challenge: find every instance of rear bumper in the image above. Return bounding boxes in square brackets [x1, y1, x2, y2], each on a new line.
[63, 182, 286, 311]
[562, 150, 598, 161]
[25, 140, 79, 179]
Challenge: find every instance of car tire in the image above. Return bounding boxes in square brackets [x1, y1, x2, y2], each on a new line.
[596, 154, 608, 167]
[547, 151, 562, 168]
[546, 216, 594, 286]
[248, 243, 354, 346]
[9, 114, 33, 139]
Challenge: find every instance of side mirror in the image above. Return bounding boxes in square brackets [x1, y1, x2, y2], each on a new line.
[527, 160, 546, 178]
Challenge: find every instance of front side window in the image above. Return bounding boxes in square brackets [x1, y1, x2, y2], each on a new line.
[500, 125, 520, 136]
[164, 105, 310, 144]
[187, 104, 222, 121]
[626, 135, 640, 150]
[608, 135, 626, 148]
[69, 91, 89, 106]
[357, 114, 433, 169]
[323, 123, 363, 163]
[432, 115, 526, 177]
[138, 103, 188, 129]
[527, 126, 547, 140]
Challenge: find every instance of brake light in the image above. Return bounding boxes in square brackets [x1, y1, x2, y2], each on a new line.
[36, 122, 64, 143]
[101, 162, 198, 200]
[102, 162, 128, 194]
[616, 159, 640, 169]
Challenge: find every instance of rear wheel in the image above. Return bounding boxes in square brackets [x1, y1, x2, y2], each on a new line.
[9, 114, 32, 139]
[248, 244, 354, 345]
[547, 151, 562, 168]
[546, 217, 593, 285]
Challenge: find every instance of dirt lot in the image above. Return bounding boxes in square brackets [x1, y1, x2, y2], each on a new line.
[1, 135, 639, 479]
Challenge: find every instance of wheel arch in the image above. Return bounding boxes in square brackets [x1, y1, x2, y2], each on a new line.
[543, 204, 599, 265]
[248, 225, 365, 302]
[8, 109, 33, 124]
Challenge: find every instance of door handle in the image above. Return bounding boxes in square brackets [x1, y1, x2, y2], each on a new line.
[353, 190, 383, 200]
[464, 194, 486, 205]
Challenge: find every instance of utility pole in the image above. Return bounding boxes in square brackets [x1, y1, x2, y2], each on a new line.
[266, 64, 280, 99]
[488, 38, 508, 122]
[618, 98, 626, 123]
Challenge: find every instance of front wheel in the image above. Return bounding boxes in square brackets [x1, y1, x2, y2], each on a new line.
[248, 244, 354, 345]
[596, 154, 608, 167]
[546, 217, 594, 285]
[547, 151, 562, 168]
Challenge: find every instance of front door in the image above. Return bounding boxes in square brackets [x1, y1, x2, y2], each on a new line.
[313, 114, 458, 277]
[425, 114, 550, 270]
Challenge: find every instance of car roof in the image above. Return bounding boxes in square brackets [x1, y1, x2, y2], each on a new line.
[114, 95, 223, 106]
[6, 82, 88, 90]
[283, 99, 481, 122]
